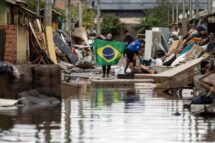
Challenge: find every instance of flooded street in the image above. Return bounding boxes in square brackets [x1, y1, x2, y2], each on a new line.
[0, 84, 215, 143]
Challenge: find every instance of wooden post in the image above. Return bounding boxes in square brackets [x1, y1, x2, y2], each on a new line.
[44, 0, 52, 26]
[176, 0, 179, 24]
[36, 0, 40, 17]
[172, 0, 175, 24]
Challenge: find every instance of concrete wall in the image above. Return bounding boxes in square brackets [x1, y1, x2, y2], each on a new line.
[0, 1, 11, 25]
[0, 25, 28, 64]
[0, 25, 17, 64]
[0, 64, 61, 100]
[17, 26, 28, 64]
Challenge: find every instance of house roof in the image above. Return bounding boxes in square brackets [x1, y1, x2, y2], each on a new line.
[189, 7, 215, 21]
[4, 0, 26, 5]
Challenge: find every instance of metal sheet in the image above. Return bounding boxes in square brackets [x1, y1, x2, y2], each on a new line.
[54, 32, 79, 64]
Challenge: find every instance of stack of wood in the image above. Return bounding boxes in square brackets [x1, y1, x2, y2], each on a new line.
[27, 19, 94, 69]
[163, 39, 204, 67]
[28, 19, 56, 64]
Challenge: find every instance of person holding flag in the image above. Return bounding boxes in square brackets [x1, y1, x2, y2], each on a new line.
[93, 33, 127, 77]
[102, 33, 113, 77]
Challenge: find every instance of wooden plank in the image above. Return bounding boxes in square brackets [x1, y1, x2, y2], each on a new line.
[45, 26, 57, 64]
[35, 19, 49, 54]
[166, 40, 179, 56]
[140, 64, 157, 74]
[29, 22, 44, 51]
[36, 19, 42, 32]
[183, 45, 204, 62]
[159, 57, 203, 77]
[135, 57, 204, 89]
[0, 99, 18, 107]
[29, 22, 53, 64]
[200, 72, 215, 85]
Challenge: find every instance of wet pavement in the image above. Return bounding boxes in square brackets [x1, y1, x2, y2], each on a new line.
[0, 83, 215, 143]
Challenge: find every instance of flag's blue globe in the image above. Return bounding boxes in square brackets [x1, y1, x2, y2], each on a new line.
[102, 47, 115, 60]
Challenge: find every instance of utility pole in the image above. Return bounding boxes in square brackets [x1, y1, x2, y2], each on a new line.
[36, 0, 40, 17]
[65, 0, 72, 36]
[96, 0, 101, 34]
[207, 0, 213, 14]
[181, 0, 188, 36]
[78, 0, 83, 27]
[176, 0, 179, 24]
[195, 0, 199, 18]
[168, 1, 170, 25]
[189, 0, 193, 19]
[172, 0, 175, 24]
[44, 0, 52, 26]
[182, 0, 186, 18]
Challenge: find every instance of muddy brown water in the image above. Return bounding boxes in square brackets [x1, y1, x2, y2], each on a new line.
[0, 83, 215, 143]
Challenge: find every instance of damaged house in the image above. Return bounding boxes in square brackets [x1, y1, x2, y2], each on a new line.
[0, 0, 61, 101]
[0, 0, 34, 64]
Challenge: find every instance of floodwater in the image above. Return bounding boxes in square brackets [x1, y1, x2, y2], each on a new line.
[0, 83, 215, 143]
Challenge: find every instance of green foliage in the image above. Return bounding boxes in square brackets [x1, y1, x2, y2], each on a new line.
[101, 14, 122, 36]
[26, 0, 44, 12]
[70, 3, 96, 29]
[135, 0, 170, 33]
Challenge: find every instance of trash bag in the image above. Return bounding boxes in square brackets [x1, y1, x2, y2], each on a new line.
[191, 95, 215, 104]
[115, 66, 124, 76]
[0, 61, 13, 75]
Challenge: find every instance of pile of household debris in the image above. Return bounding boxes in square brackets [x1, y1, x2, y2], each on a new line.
[28, 19, 95, 68]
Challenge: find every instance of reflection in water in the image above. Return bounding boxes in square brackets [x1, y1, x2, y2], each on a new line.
[93, 88, 123, 108]
[1, 87, 215, 143]
[0, 106, 61, 143]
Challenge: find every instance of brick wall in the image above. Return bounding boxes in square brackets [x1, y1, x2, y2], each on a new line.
[0, 25, 17, 64]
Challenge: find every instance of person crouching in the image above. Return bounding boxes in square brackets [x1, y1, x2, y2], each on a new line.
[124, 39, 144, 73]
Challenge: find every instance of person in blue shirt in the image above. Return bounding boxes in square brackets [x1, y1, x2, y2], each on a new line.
[124, 39, 144, 73]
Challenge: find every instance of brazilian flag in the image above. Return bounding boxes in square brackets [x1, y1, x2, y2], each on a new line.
[93, 39, 126, 65]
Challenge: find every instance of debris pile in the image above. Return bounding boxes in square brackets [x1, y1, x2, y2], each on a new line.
[27, 19, 95, 70]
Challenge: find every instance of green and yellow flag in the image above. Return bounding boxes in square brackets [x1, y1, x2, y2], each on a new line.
[93, 39, 126, 65]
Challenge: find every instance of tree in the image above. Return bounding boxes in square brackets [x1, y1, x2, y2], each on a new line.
[101, 14, 122, 36]
[135, 0, 170, 33]
[26, 0, 44, 12]
[70, 3, 96, 29]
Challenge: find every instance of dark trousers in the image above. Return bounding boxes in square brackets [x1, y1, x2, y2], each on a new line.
[102, 65, 111, 76]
